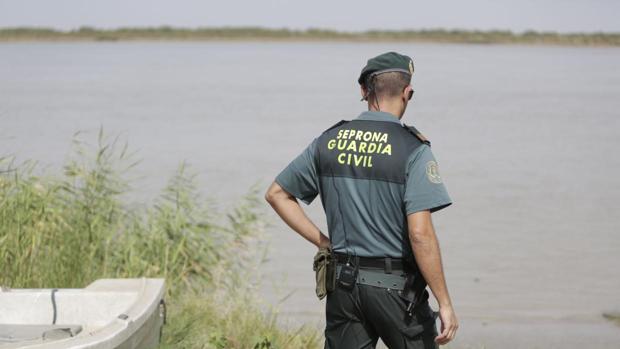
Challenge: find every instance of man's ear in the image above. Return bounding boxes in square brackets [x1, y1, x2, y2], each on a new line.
[360, 85, 368, 101]
[403, 85, 413, 102]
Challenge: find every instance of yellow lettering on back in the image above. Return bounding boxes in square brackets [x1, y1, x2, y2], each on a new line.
[337, 139, 347, 150]
[338, 153, 346, 164]
[358, 142, 367, 153]
[327, 139, 336, 150]
[381, 144, 392, 155]
[346, 140, 357, 152]
[354, 154, 363, 166]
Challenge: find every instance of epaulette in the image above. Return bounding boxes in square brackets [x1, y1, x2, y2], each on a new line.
[322, 120, 349, 133]
[403, 123, 431, 146]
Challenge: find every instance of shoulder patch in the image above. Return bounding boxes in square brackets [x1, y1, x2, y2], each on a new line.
[323, 120, 349, 134]
[403, 123, 431, 146]
[425, 160, 442, 183]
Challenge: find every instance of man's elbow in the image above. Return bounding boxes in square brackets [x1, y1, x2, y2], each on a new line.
[264, 188, 276, 205]
[408, 226, 435, 245]
[265, 182, 286, 206]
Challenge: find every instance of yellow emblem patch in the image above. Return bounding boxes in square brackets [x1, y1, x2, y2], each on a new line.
[408, 60, 414, 75]
[425, 160, 442, 184]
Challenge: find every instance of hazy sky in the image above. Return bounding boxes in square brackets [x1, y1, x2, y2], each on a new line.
[0, 0, 618, 33]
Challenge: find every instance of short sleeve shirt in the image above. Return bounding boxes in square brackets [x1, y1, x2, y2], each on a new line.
[404, 144, 452, 214]
[274, 111, 452, 257]
[275, 138, 320, 205]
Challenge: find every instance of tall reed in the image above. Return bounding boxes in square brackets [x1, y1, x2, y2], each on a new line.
[0, 130, 321, 349]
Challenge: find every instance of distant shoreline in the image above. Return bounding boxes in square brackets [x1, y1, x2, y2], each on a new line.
[1, 27, 619, 46]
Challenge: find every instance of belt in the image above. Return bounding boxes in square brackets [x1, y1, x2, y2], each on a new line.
[333, 252, 413, 273]
[335, 264, 408, 291]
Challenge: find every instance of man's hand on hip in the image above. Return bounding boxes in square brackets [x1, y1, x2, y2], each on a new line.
[265, 181, 327, 249]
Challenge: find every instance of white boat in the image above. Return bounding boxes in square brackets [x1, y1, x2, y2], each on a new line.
[0, 278, 165, 349]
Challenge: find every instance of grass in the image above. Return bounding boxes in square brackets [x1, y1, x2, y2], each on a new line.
[0, 26, 619, 46]
[602, 312, 620, 327]
[0, 129, 321, 349]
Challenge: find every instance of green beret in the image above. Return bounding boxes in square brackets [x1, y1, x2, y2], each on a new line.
[358, 51, 414, 85]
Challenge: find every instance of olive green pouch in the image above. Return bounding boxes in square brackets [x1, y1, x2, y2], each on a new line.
[313, 246, 336, 300]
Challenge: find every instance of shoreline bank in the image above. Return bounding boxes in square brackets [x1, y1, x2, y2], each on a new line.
[1, 27, 619, 47]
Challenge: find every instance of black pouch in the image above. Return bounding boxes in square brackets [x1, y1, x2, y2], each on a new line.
[398, 272, 428, 316]
[337, 263, 358, 291]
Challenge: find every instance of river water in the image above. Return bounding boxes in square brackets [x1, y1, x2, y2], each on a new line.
[1, 42, 620, 348]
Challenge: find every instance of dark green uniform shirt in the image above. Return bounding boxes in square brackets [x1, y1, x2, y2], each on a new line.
[276, 111, 452, 258]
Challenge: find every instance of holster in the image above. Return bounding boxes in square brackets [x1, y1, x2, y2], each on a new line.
[313, 246, 336, 300]
[398, 271, 429, 317]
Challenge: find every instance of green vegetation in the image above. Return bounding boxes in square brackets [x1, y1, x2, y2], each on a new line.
[0, 26, 619, 46]
[0, 130, 321, 349]
[603, 312, 620, 327]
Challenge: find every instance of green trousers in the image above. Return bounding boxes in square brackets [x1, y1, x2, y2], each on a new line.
[324, 282, 439, 349]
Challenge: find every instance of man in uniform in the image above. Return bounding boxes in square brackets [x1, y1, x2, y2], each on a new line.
[265, 52, 458, 348]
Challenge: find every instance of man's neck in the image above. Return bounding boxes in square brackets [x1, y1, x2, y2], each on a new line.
[368, 105, 403, 120]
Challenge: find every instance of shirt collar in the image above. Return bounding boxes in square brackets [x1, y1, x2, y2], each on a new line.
[355, 111, 402, 125]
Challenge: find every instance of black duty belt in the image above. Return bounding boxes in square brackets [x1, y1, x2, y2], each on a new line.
[335, 264, 408, 290]
[333, 252, 414, 274]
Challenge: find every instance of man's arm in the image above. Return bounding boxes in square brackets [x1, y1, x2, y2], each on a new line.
[408, 210, 458, 345]
[265, 181, 330, 249]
